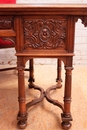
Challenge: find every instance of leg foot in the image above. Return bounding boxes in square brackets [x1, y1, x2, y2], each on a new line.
[55, 80, 62, 88]
[17, 112, 28, 129]
[61, 113, 72, 130]
[17, 121, 27, 129]
[61, 121, 71, 130]
[28, 82, 35, 88]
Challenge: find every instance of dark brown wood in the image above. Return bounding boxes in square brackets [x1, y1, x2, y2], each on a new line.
[0, 4, 87, 129]
[56, 59, 62, 88]
[56, 59, 62, 82]
[28, 59, 35, 88]
[17, 67, 27, 129]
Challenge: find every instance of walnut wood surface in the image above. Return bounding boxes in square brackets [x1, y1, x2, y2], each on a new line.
[0, 4, 87, 129]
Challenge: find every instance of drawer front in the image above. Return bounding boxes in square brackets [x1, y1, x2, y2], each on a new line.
[23, 16, 67, 51]
[0, 16, 16, 36]
[0, 16, 13, 29]
[0, 16, 16, 47]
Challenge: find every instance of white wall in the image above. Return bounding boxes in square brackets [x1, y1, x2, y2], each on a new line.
[17, 0, 87, 3]
[0, 0, 87, 65]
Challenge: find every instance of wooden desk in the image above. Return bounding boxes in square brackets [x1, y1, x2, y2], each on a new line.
[0, 4, 87, 129]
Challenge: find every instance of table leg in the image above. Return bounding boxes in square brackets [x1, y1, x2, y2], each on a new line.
[61, 66, 73, 129]
[17, 68, 27, 129]
[56, 59, 62, 88]
[28, 59, 35, 88]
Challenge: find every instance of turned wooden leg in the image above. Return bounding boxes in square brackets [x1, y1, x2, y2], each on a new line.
[17, 68, 27, 129]
[28, 59, 35, 88]
[61, 66, 73, 130]
[56, 59, 62, 88]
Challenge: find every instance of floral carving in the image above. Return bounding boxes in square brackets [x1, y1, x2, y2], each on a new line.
[39, 26, 50, 42]
[24, 19, 67, 49]
[0, 20, 12, 29]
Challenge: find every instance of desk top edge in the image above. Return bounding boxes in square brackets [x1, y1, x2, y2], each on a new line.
[0, 4, 87, 15]
[0, 4, 87, 8]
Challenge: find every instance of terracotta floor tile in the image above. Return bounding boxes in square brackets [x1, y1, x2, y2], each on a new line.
[0, 65, 87, 130]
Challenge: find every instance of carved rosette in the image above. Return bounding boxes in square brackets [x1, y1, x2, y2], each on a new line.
[24, 19, 67, 50]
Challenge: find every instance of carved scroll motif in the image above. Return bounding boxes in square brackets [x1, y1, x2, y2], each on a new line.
[0, 20, 12, 29]
[24, 19, 67, 49]
[3, 37, 15, 43]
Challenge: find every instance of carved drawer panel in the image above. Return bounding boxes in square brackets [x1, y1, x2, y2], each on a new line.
[0, 16, 16, 37]
[23, 17, 67, 50]
[0, 16, 13, 29]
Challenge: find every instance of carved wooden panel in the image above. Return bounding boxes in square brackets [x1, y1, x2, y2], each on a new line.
[0, 17, 13, 29]
[2, 37, 15, 43]
[23, 19, 67, 50]
[0, 20, 12, 29]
